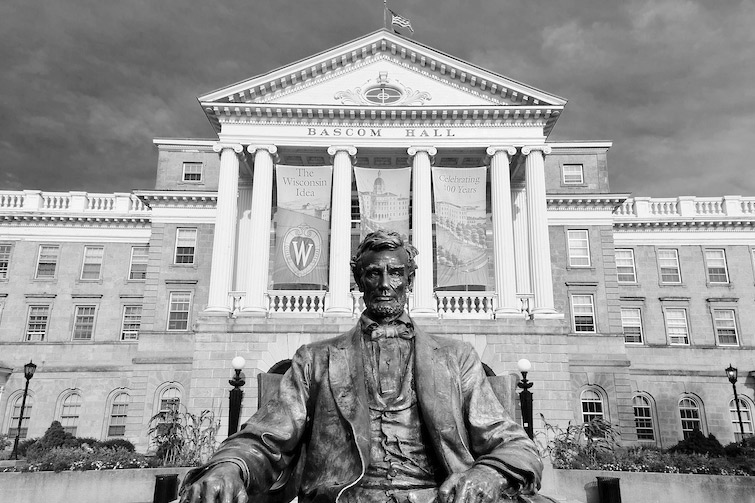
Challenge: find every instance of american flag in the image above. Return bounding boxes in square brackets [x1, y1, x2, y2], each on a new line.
[389, 10, 414, 33]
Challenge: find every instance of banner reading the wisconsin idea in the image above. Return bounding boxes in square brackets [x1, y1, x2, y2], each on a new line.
[354, 167, 411, 242]
[432, 167, 489, 288]
[273, 165, 332, 288]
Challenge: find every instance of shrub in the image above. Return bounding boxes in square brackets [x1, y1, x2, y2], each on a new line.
[668, 430, 725, 457]
[98, 438, 135, 452]
[26, 421, 75, 461]
[540, 415, 620, 469]
[24, 446, 155, 472]
[16, 438, 39, 457]
[0, 434, 10, 451]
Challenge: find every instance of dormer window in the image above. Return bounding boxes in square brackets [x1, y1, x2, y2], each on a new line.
[182, 162, 203, 183]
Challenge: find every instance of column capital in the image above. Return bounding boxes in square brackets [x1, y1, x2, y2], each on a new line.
[327, 145, 357, 164]
[486, 146, 517, 158]
[212, 142, 244, 154]
[407, 146, 438, 158]
[327, 145, 358, 156]
[521, 145, 552, 156]
[247, 144, 278, 155]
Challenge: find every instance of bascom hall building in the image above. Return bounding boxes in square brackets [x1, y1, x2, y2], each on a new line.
[0, 30, 753, 452]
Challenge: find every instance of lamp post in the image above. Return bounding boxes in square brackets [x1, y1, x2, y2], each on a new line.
[726, 363, 746, 444]
[517, 358, 534, 440]
[228, 356, 246, 437]
[11, 360, 37, 460]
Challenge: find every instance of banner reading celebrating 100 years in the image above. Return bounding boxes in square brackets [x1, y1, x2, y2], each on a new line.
[273, 165, 332, 288]
[432, 166, 489, 288]
[354, 167, 412, 241]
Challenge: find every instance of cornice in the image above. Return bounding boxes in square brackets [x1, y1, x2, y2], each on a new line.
[546, 194, 629, 211]
[204, 103, 560, 129]
[134, 191, 217, 209]
[613, 219, 755, 231]
[1, 214, 151, 227]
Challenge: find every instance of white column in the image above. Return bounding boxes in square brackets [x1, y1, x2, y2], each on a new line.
[408, 146, 437, 317]
[234, 184, 254, 301]
[242, 145, 277, 316]
[325, 146, 357, 317]
[206, 143, 243, 312]
[512, 184, 532, 295]
[487, 146, 520, 317]
[522, 145, 559, 317]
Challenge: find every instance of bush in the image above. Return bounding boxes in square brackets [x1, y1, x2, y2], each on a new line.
[668, 430, 725, 457]
[148, 405, 220, 466]
[98, 438, 135, 452]
[23, 446, 155, 472]
[16, 438, 39, 457]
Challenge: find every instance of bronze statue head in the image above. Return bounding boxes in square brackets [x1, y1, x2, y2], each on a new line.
[351, 231, 418, 321]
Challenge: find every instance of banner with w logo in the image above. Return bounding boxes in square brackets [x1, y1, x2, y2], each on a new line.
[273, 165, 332, 288]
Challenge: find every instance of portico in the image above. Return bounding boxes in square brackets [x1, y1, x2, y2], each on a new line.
[198, 30, 566, 320]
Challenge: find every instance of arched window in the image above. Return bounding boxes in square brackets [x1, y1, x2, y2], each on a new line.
[580, 389, 604, 423]
[60, 393, 82, 436]
[108, 393, 129, 437]
[679, 397, 703, 439]
[8, 394, 32, 439]
[729, 398, 754, 442]
[159, 387, 181, 413]
[633, 395, 655, 442]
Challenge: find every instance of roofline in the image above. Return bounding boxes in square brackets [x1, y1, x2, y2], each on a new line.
[198, 30, 567, 106]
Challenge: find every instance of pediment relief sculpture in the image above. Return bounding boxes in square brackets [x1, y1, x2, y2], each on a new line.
[334, 71, 432, 106]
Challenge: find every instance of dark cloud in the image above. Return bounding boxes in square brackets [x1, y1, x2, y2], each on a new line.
[0, 0, 753, 196]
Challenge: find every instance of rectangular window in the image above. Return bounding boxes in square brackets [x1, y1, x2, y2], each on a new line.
[0, 244, 11, 279]
[704, 249, 729, 283]
[562, 164, 584, 185]
[665, 308, 689, 345]
[621, 308, 643, 344]
[658, 249, 681, 284]
[615, 249, 637, 283]
[633, 396, 655, 441]
[72, 305, 96, 340]
[80, 245, 104, 280]
[182, 162, 203, 182]
[713, 309, 738, 346]
[108, 395, 129, 437]
[174, 228, 197, 264]
[35, 245, 60, 279]
[129, 246, 149, 280]
[167, 292, 191, 331]
[121, 305, 142, 341]
[568, 230, 590, 267]
[26, 305, 50, 341]
[571, 294, 596, 332]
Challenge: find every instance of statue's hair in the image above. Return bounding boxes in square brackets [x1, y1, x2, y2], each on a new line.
[350, 230, 418, 282]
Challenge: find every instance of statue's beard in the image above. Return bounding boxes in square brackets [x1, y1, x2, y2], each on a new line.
[365, 296, 406, 320]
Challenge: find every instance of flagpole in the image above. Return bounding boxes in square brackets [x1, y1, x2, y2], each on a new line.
[383, 0, 388, 29]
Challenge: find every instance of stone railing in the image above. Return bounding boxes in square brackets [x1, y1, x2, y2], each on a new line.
[0, 190, 149, 214]
[436, 291, 496, 319]
[268, 290, 326, 316]
[615, 195, 755, 219]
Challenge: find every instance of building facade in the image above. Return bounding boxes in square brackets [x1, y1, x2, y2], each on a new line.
[0, 30, 753, 451]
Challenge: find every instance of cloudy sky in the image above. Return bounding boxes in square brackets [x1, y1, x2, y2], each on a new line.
[1, 0, 753, 197]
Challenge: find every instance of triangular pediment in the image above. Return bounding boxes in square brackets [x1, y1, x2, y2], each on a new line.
[199, 30, 566, 109]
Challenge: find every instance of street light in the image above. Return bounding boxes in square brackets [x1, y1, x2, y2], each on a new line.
[726, 363, 746, 444]
[228, 356, 246, 437]
[11, 360, 37, 460]
[517, 358, 534, 440]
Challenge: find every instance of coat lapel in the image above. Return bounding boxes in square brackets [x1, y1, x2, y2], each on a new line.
[328, 328, 371, 468]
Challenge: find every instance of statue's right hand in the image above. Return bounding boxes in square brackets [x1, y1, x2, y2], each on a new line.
[179, 463, 248, 503]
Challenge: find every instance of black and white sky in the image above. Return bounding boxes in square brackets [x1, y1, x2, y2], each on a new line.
[1, 0, 753, 197]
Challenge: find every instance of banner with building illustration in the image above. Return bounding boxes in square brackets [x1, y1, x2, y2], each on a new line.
[273, 165, 332, 288]
[354, 167, 411, 242]
[432, 167, 489, 288]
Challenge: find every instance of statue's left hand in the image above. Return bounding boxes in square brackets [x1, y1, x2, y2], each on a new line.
[438, 465, 509, 503]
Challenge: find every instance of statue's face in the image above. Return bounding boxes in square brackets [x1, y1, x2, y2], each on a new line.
[357, 248, 413, 320]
